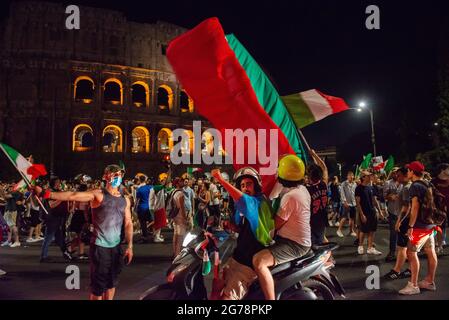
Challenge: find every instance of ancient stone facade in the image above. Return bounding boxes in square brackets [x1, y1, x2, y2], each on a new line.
[0, 1, 227, 180]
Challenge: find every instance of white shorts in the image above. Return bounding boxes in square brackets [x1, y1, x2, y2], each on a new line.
[4, 211, 18, 227]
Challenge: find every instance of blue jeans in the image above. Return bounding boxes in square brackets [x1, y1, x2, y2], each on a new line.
[41, 215, 67, 259]
[388, 213, 398, 254]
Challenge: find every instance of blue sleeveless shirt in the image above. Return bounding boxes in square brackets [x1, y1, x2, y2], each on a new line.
[91, 188, 126, 248]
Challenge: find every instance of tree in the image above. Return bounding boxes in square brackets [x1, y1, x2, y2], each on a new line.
[417, 62, 449, 170]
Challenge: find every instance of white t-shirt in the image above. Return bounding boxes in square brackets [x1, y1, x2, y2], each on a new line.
[209, 183, 220, 206]
[276, 186, 311, 247]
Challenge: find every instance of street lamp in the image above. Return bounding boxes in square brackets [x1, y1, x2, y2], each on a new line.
[358, 101, 376, 157]
[349, 101, 376, 157]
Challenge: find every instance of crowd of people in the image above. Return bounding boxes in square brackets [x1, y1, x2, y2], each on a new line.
[0, 154, 448, 298]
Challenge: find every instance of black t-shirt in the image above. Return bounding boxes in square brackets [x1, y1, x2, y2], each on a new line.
[5, 192, 21, 212]
[306, 181, 328, 228]
[232, 218, 264, 269]
[330, 183, 341, 202]
[409, 180, 434, 228]
[355, 185, 375, 216]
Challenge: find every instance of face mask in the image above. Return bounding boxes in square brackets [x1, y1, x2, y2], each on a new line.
[110, 176, 122, 188]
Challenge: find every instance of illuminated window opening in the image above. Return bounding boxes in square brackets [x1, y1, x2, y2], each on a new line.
[157, 128, 173, 153]
[72, 124, 94, 152]
[74, 76, 95, 104]
[132, 126, 150, 153]
[131, 81, 149, 108]
[102, 125, 123, 152]
[157, 85, 173, 114]
[104, 78, 123, 105]
[180, 90, 194, 113]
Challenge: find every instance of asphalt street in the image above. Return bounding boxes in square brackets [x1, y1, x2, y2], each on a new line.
[1, 224, 448, 300]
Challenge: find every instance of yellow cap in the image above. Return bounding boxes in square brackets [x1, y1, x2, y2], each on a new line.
[278, 154, 305, 182]
[159, 173, 168, 182]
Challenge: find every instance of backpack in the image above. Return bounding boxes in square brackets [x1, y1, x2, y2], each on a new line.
[166, 189, 182, 219]
[412, 180, 447, 226]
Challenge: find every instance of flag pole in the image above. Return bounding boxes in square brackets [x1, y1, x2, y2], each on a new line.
[297, 129, 312, 165]
[0, 144, 49, 215]
[297, 129, 311, 152]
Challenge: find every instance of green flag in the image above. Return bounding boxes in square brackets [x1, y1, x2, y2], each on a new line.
[384, 155, 395, 174]
[360, 153, 372, 170]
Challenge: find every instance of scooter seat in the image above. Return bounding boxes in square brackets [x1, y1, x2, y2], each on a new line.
[270, 250, 315, 275]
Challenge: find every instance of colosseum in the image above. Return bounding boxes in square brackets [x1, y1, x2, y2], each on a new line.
[0, 1, 228, 181]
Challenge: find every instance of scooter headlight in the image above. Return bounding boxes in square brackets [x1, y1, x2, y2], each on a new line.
[183, 233, 198, 247]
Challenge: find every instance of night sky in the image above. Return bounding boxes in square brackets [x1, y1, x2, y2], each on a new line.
[2, 0, 448, 166]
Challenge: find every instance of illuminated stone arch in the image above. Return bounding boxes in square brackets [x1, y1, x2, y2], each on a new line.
[157, 85, 173, 112]
[202, 130, 225, 156]
[131, 81, 150, 107]
[131, 126, 150, 153]
[180, 90, 194, 113]
[181, 129, 194, 154]
[72, 124, 94, 152]
[157, 128, 173, 153]
[102, 125, 123, 152]
[74, 76, 95, 103]
[104, 78, 123, 105]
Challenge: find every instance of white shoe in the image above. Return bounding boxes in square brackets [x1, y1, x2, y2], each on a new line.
[367, 247, 382, 255]
[334, 222, 340, 227]
[399, 281, 421, 295]
[418, 280, 436, 291]
[328, 221, 334, 227]
[0, 269, 6, 276]
[1, 241, 11, 247]
[154, 237, 164, 243]
[10, 242, 21, 248]
[35, 237, 44, 242]
[350, 231, 357, 237]
[358, 246, 364, 255]
[336, 230, 344, 238]
[26, 238, 34, 243]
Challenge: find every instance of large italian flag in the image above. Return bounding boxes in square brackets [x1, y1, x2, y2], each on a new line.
[167, 18, 348, 195]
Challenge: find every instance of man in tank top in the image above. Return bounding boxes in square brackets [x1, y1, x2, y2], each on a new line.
[34, 164, 133, 300]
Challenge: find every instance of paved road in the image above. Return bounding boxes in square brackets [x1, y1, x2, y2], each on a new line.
[1, 224, 448, 300]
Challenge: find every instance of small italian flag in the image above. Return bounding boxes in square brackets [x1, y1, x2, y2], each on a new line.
[0, 143, 33, 185]
[282, 89, 349, 129]
[187, 167, 203, 175]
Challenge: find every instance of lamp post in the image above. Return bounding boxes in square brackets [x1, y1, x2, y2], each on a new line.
[351, 101, 377, 157]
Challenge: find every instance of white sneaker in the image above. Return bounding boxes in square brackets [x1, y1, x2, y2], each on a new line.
[350, 231, 357, 237]
[0, 269, 6, 276]
[367, 247, 382, 255]
[358, 246, 364, 255]
[336, 229, 344, 238]
[26, 238, 34, 243]
[154, 237, 164, 243]
[35, 237, 44, 242]
[418, 280, 436, 291]
[1, 241, 11, 247]
[328, 221, 334, 227]
[334, 222, 340, 227]
[9, 242, 21, 248]
[399, 281, 420, 295]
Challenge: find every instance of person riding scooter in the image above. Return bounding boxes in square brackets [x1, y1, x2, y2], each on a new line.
[211, 167, 274, 300]
[253, 154, 311, 300]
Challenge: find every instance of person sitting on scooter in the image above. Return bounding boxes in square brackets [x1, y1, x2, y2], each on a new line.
[253, 154, 311, 300]
[211, 167, 275, 300]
